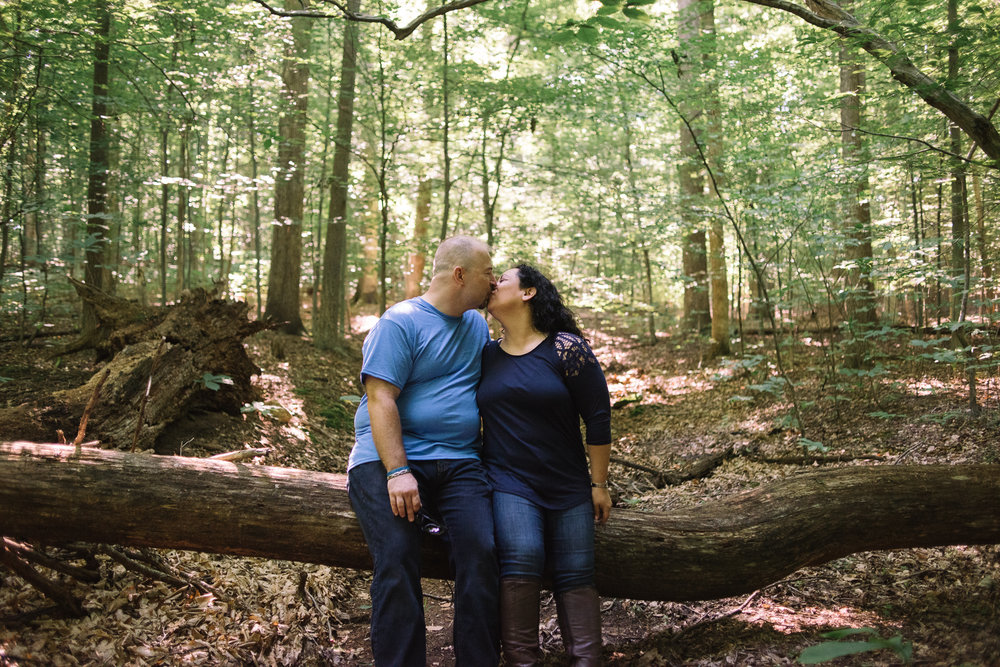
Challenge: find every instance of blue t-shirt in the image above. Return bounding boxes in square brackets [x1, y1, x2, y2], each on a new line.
[348, 297, 490, 470]
[477, 332, 612, 510]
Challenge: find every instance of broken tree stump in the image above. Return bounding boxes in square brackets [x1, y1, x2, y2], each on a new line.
[0, 287, 267, 451]
[1, 442, 998, 602]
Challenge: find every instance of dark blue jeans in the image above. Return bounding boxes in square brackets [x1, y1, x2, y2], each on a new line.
[348, 459, 500, 667]
[493, 491, 595, 593]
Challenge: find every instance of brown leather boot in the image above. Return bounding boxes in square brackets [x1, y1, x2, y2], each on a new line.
[500, 577, 542, 666]
[555, 586, 602, 666]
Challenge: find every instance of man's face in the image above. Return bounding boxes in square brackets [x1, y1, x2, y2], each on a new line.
[466, 250, 497, 310]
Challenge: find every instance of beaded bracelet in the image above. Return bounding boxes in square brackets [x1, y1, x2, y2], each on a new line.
[386, 466, 411, 480]
[591, 480, 609, 489]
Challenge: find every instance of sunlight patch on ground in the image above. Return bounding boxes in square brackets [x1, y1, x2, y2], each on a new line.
[355, 315, 380, 333]
[607, 370, 714, 404]
[905, 377, 955, 395]
[731, 413, 780, 435]
[740, 597, 893, 635]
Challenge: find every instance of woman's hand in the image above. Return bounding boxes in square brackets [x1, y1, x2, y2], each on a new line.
[592, 486, 611, 525]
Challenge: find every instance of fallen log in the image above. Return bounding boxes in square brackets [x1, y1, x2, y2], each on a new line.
[1, 442, 998, 602]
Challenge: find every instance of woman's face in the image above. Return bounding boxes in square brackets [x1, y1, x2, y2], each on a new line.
[486, 268, 523, 317]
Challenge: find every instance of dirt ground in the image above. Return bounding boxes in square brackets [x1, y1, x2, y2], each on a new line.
[1, 313, 999, 666]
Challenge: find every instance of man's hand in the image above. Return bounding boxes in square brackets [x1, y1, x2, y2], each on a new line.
[388, 471, 421, 521]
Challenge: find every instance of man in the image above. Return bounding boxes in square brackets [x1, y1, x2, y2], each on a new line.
[348, 235, 500, 666]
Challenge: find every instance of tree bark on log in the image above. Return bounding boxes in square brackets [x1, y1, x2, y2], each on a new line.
[0, 285, 267, 451]
[3, 442, 999, 601]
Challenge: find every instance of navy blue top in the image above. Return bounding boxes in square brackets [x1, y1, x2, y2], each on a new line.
[477, 332, 612, 510]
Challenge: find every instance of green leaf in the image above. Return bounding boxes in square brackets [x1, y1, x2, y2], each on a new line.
[596, 5, 621, 15]
[821, 628, 878, 639]
[590, 15, 624, 28]
[867, 411, 903, 420]
[575, 24, 600, 44]
[798, 437, 828, 452]
[621, 7, 651, 21]
[798, 640, 890, 663]
[198, 372, 233, 391]
[550, 30, 575, 44]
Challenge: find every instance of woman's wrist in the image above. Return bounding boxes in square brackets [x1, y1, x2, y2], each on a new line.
[591, 479, 608, 489]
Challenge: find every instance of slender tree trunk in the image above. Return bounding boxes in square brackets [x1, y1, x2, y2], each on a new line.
[351, 193, 380, 306]
[972, 173, 991, 316]
[315, 0, 360, 349]
[175, 124, 190, 297]
[440, 13, 451, 241]
[677, 0, 710, 334]
[159, 128, 169, 306]
[312, 21, 336, 319]
[81, 0, 112, 339]
[265, 0, 312, 335]
[622, 110, 656, 340]
[947, 0, 967, 322]
[838, 0, 877, 369]
[248, 117, 263, 320]
[701, 0, 730, 355]
[0, 148, 11, 296]
[405, 178, 432, 299]
[908, 168, 924, 327]
[23, 114, 44, 265]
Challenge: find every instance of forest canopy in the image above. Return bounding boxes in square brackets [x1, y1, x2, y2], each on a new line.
[2, 0, 998, 358]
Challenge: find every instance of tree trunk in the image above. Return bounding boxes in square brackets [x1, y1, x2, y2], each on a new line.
[838, 4, 878, 369]
[351, 190, 380, 306]
[1, 443, 998, 602]
[82, 0, 112, 341]
[315, 0, 360, 349]
[701, 0, 730, 355]
[264, 0, 312, 335]
[440, 13, 452, 241]
[677, 0, 711, 335]
[947, 0, 967, 322]
[176, 124, 189, 296]
[405, 177, 432, 299]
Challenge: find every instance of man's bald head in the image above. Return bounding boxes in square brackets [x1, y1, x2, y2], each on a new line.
[432, 235, 491, 276]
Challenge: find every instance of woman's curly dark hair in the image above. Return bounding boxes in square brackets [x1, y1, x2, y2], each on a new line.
[516, 264, 583, 337]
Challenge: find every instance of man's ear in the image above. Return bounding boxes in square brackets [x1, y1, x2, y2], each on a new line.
[453, 266, 464, 285]
[521, 287, 536, 301]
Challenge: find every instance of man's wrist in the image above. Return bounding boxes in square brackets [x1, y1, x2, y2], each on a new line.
[591, 480, 608, 489]
[387, 465, 411, 481]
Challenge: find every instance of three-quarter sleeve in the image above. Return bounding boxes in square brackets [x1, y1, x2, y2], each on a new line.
[555, 333, 612, 445]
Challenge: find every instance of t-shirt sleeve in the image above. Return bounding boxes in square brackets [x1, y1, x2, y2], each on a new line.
[359, 317, 413, 390]
[555, 333, 612, 445]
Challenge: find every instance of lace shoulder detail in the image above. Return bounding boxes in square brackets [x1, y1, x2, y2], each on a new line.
[554, 332, 596, 378]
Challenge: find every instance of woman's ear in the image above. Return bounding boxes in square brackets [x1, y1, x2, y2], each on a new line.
[521, 287, 536, 302]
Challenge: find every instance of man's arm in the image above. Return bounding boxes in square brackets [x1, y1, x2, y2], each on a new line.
[365, 376, 421, 522]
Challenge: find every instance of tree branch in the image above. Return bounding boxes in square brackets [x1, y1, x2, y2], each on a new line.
[741, 0, 1000, 164]
[250, 0, 492, 40]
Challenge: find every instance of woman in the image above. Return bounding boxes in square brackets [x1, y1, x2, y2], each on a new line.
[477, 264, 612, 666]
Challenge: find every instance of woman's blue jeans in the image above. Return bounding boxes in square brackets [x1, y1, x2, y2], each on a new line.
[348, 458, 500, 667]
[493, 491, 595, 593]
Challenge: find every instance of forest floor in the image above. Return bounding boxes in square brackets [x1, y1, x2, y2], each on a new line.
[1, 311, 999, 666]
